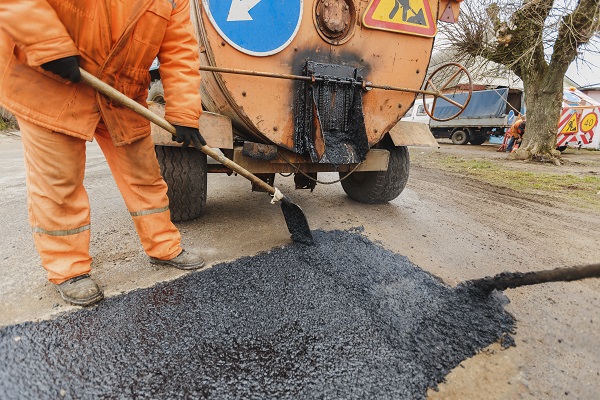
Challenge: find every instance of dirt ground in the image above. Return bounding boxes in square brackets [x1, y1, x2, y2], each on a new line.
[0, 132, 599, 399]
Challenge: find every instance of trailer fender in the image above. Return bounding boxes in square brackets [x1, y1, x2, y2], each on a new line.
[149, 103, 234, 149]
[388, 121, 438, 147]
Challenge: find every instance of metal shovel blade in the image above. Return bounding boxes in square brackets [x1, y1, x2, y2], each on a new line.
[280, 197, 314, 245]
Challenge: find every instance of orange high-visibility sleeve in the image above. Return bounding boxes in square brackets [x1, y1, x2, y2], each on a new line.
[0, 0, 202, 145]
[0, 0, 79, 66]
[158, 0, 203, 129]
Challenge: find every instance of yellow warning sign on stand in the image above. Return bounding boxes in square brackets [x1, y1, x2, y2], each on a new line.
[580, 112, 598, 133]
[560, 112, 579, 134]
[363, 0, 437, 37]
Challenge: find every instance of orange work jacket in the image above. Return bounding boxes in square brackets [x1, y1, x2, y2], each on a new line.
[0, 0, 201, 145]
[507, 118, 524, 138]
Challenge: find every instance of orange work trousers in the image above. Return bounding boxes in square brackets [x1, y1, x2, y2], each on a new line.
[19, 118, 182, 284]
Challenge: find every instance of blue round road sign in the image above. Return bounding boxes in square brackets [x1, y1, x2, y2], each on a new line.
[203, 0, 303, 56]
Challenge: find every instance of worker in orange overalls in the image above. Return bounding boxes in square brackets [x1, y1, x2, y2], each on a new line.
[505, 115, 526, 153]
[0, 0, 206, 306]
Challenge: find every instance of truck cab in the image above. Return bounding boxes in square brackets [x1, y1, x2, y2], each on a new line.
[401, 101, 432, 124]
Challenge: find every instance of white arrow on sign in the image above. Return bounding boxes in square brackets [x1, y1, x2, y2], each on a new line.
[227, 0, 262, 21]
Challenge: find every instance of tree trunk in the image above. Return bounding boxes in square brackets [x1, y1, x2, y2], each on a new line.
[515, 77, 563, 164]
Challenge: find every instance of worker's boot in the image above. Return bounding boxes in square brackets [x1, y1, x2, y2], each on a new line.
[54, 274, 104, 307]
[149, 249, 205, 270]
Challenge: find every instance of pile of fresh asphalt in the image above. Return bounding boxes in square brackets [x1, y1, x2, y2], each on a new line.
[0, 229, 514, 399]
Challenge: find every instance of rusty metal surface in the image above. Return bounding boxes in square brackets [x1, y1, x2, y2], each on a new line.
[438, 0, 462, 23]
[231, 147, 389, 174]
[424, 63, 473, 122]
[313, 0, 356, 45]
[148, 103, 233, 149]
[389, 121, 439, 147]
[242, 142, 278, 160]
[193, 0, 441, 150]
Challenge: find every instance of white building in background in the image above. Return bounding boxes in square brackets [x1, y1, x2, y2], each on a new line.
[578, 85, 600, 104]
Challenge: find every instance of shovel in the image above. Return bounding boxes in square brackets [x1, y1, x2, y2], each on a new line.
[79, 68, 314, 245]
[460, 262, 600, 293]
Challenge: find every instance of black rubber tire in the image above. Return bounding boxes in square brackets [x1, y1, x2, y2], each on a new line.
[451, 130, 470, 145]
[339, 144, 410, 204]
[470, 136, 486, 145]
[147, 80, 165, 105]
[155, 145, 207, 222]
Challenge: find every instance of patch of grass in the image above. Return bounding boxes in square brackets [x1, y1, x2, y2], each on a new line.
[0, 119, 18, 132]
[0, 107, 17, 132]
[436, 156, 600, 210]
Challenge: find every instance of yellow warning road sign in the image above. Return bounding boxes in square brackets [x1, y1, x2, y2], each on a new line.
[580, 112, 598, 133]
[560, 112, 579, 134]
[363, 0, 437, 37]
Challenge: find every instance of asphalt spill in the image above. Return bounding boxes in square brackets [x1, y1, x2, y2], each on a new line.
[0, 229, 514, 399]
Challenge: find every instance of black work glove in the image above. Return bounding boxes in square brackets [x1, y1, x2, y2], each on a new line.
[41, 56, 81, 83]
[172, 125, 207, 149]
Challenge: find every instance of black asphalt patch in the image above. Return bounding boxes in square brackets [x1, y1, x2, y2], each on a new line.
[0, 229, 514, 399]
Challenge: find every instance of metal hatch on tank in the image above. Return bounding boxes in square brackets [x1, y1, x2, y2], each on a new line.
[149, 0, 470, 223]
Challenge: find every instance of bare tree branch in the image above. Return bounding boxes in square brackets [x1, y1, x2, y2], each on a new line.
[437, 0, 600, 163]
[550, 0, 600, 81]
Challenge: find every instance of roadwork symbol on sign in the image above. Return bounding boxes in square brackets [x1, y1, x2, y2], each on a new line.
[580, 112, 598, 133]
[561, 112, 580, 134]
[363, 0, 437, 37]
[203, 0, 303, 56]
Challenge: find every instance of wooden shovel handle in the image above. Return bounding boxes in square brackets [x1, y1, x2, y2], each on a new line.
[79, 68, 277, 196]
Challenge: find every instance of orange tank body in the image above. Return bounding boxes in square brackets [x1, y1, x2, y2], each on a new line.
[194, 0, 462, 151]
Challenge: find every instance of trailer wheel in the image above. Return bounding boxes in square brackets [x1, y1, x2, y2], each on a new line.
[470, 136, 486, 145]
[451, 130, 470, 145]
[339, 142, 409, 204]
[155, 145, 207, 222]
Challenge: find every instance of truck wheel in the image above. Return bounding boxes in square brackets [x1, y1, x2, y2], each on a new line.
[155, 145, 207, 222]
[147, 80, 165, 105]
[339, 143, 409, 203]
[451, 130, 469, 145]
[470, 136, 486, 145]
